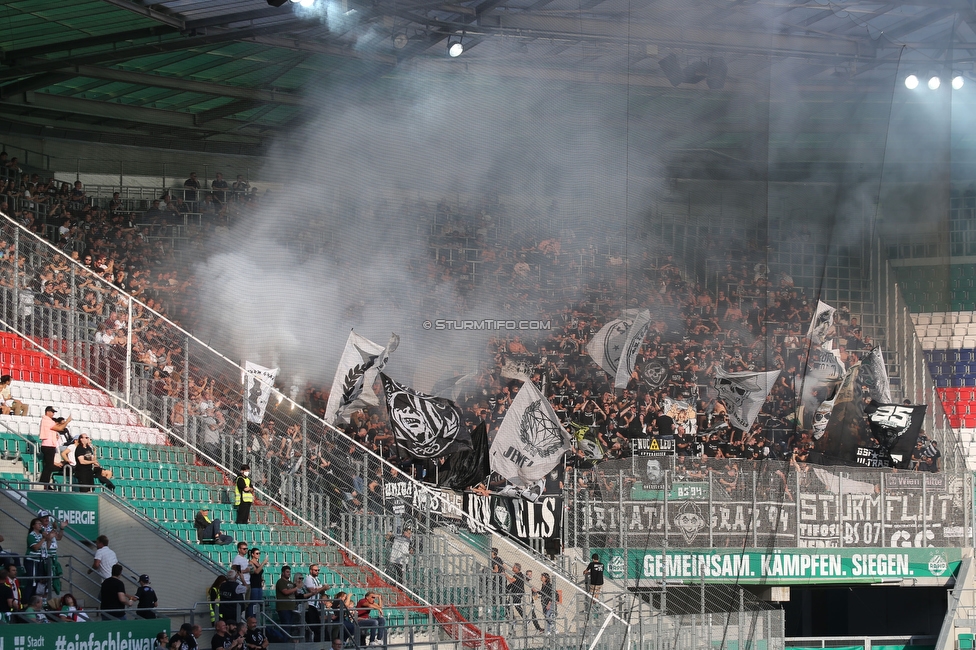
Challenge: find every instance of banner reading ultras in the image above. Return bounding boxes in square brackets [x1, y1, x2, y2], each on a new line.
[591, 547, 961, 584]
[30, 490, 98, 540]
[0, 618, 169, 650]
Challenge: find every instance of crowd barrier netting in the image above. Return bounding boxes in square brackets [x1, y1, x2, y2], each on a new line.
[0, 212, 635, 650]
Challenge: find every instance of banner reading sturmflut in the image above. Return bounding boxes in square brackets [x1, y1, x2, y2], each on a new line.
[243, 361, 278, 424]
[490, 381, 571, 487]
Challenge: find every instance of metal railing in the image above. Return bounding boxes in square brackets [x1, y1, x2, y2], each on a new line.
[565, 457, 972, 551]
[0, 211, 630, 650]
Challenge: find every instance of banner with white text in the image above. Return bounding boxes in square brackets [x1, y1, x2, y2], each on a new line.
[589, 548, 961, 584]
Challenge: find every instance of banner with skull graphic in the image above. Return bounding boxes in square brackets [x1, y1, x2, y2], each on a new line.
[712, 367, 781, 431]
[381, 373, 469, 458]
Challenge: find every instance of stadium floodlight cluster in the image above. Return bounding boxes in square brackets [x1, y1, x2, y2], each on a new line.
[904, 74, 965, 90]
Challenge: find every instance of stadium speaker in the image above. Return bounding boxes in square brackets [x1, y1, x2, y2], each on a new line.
[659, 54, 683, 87]
[707, 57, 728, 89]
[683, 60, 709, 84]
[267, 0, 289, 6]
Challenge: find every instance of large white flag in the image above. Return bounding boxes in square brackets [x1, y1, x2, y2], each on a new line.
[490, 381, 571, 487]
[614, 309, 651, 389]
[713, 367, 781, 431]
[586, 314, 635, 378]
[325, 330, 399, 424]
[806, 300, 836, 345]
[244, 361, 279, 424]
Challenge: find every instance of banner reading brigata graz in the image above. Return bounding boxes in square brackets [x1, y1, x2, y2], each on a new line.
[590, 547, 961, 585]
[573, 472, 968, 548]
[29, 490, 99, 540]
[0, 617, 168, 650]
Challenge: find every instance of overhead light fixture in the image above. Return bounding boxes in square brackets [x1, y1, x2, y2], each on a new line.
[447, 35, 464, 57]
[659, 54, 683, 87]
[393, 32, 408, 49]
[928, 75, 941, 90]
[266, 0, 289, 6]
[904, 74, 919, 89]
[706, 57, 727, 89]
[952, 75, 965, 90]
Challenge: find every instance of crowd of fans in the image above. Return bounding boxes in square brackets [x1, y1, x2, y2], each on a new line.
[0, 163, 944, 517]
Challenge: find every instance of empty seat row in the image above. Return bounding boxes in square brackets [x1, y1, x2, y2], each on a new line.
[939, 387, 976, 400]
[0, 415, 165, 446]
[9, 381, 114, 407]
[921, 338, 976, 351]
[935, 377, 976, 388]
[927, 350, 976, 363]
[916, 311, 976, 326]
[14, 402, 141, 426]
[918, 324, 976, 338]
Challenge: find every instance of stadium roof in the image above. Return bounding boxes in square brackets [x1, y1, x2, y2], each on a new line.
[0, 0, 973, 163]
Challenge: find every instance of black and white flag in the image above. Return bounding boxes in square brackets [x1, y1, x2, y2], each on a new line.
[641, 358, 669, 390]
[381, 374, 468, 459]
[614, 309, 651, 389]
[490, 381, 571, 487]
[806, 300, 836, 345]
[586, 315, 633, 378]
[713, 367, 781, 431]
[869, 403, 927, 469]
[325, 330, 399, 424]
[862, 347, 892, 405]
[431, 371, 481, 401]
[440, 422, 491, 491]
[244, 361, 279, 424]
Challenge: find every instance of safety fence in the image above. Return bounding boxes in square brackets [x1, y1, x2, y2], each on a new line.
[0, 212, 632, 650]
[566, 457, 972, 551]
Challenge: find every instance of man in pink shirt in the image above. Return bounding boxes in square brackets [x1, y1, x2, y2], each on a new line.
[39, 406, 71, 488]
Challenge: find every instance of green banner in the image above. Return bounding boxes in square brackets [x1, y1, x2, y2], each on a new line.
[591, 547, 962, 584]
[0, 618, 169, 650]
[629, 481, 709, 501]
[29, 491, 99, 540]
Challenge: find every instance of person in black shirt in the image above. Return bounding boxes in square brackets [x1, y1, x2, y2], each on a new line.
[654, 410, 675, 437]
[99, 563, 135, 620]
[505, 563, 526, 621]
[0, 568, 13, 614]
[583, 553, 605, 598]
[219, 570, 247, 622]
[135, 574, 157, 619]
[243, 616, 268, 650]
[539, 572, 555, 634]
[211, 620, 239, 650]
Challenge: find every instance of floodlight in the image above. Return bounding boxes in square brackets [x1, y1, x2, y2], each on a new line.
[393, 32, 408, 49]
[448, 37, 464, 57]
[904, 74, 918, 89]
[928, 75, 941, 90]
[952, 75, 965, 90]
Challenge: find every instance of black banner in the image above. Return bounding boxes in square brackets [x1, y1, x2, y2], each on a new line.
[464, 493, 562, 541]
[867, 404, 927, 469]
